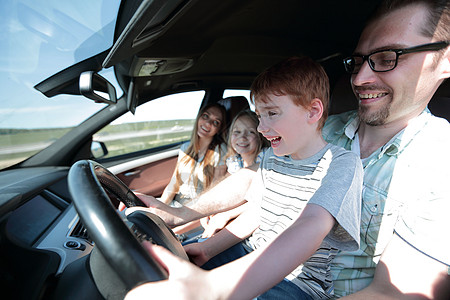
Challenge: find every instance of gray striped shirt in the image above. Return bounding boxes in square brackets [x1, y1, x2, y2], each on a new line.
[245, 144, 363, 298]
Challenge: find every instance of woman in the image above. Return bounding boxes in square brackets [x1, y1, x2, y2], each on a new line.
[160, 103, 228, 207]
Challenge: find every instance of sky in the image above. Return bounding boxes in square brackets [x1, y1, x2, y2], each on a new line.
[0, 1, 252, 130]
[0, 0, 120, 129]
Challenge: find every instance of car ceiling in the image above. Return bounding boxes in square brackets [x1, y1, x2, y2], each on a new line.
[36, 0, 382, 106]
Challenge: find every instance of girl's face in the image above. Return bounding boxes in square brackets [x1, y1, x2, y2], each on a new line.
[197, 106, 223, 139]
[230, 116, 258, 156]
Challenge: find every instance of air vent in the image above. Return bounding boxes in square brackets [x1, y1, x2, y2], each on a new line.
[70, 220, 93, 245]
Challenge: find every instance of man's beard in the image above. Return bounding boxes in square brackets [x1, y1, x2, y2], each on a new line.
[358, 100, 392, 126]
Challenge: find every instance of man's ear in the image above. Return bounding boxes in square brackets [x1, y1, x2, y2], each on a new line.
[307, 98, 323, 124]
[439, 49, 450, 80]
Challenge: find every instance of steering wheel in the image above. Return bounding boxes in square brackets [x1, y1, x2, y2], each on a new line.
[68, 160, 187, 292]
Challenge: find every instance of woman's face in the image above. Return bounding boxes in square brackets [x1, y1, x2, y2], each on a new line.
[230, 116, 258, 156]
[197, 106, 223, 139]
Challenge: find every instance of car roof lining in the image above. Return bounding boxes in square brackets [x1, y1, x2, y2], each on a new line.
[34, 0, 382, 106]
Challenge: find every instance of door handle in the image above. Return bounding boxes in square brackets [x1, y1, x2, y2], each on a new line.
[124, 170, 141, 177]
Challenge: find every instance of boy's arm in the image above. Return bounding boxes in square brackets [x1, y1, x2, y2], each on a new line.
[126, 204, 336, 300]
[341, 233, 450, 300]
[128, 165, 257, 227]
[185, 201, 259, 266]
[215, 204, 335, 299]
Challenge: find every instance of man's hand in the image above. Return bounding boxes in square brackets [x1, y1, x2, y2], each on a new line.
[125, 193, 187, 227]
[184, 242, 211, 267]
[201, 214, 232, 238]
[125, 242, 212, 300]
[135, 193, 159, 207]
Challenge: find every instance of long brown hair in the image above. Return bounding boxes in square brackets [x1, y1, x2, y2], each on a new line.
[175, 103, 227, 191]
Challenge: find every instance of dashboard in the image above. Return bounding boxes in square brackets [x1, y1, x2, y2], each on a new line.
[0, 167, 94, 298]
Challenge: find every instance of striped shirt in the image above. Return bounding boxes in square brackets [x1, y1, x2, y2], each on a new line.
[245, 144, 363, 298]
[323, 109, 450, 297]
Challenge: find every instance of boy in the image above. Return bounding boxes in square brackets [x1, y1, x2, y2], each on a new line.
[126, 56, 363, 299]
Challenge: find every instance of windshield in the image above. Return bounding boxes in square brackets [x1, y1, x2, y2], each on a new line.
[0, 0, 121, 170]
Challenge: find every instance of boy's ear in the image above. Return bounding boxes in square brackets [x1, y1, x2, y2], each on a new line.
[307, 98, 323, 124]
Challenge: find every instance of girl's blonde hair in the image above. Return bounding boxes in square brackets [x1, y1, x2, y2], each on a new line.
[175, 103, 227, 191]
[226, 109, 269, 161]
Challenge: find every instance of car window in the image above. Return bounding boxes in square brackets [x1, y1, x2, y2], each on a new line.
[223, 89, 253, 110]
[93, 91, 205, 159]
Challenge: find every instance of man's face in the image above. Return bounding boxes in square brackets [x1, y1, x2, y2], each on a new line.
[351, 4, 445, 127]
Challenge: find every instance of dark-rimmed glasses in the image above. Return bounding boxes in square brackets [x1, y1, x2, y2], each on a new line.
[343, 41, 449, 74]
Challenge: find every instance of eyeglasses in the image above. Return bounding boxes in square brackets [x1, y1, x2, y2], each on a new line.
[343, 41, 449, 74]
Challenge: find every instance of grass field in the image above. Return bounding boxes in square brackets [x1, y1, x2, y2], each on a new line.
[0, 119, 195, 169]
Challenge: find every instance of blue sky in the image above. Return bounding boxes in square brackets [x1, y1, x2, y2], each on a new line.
[0, 0, 120, 129]
[0, 1, 252, 130]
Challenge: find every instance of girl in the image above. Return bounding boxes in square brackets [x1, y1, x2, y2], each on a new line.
[160, 103, 228, 207]
[201, 110, 269, 238]
[225, 110, 269, 174]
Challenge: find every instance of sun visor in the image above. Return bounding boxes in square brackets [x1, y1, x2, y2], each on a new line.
[103, 0, 190, 68]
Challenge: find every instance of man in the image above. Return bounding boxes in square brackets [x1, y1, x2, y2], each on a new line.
[127, 0, 450, 298]
[324, 0, 450, 298]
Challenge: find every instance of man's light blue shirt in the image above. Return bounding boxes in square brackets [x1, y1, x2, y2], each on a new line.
[322, 109, 450, 297]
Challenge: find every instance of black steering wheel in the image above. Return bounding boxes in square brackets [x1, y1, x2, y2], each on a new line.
[68, 160, 187, 293]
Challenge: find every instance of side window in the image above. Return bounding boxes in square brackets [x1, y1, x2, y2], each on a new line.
[223, 89, 253, 110]
[93, 91, 204, 159]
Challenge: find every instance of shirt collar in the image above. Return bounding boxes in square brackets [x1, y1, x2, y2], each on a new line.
[341, 108, 432, 157]
[342, 111, 360, 140]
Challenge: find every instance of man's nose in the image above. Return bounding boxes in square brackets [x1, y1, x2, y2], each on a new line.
[352, 60, 377, 86]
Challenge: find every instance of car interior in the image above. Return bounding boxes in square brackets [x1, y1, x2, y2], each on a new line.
[0, 0, 448, 299]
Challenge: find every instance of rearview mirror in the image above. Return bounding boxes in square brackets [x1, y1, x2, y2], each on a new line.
[79, 71, 117, 104]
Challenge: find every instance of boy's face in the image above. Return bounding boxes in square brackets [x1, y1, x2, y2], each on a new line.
[255, 94, 312, 160]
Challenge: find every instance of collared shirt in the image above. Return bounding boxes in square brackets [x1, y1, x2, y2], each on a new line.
[322, 109, 450, 297]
